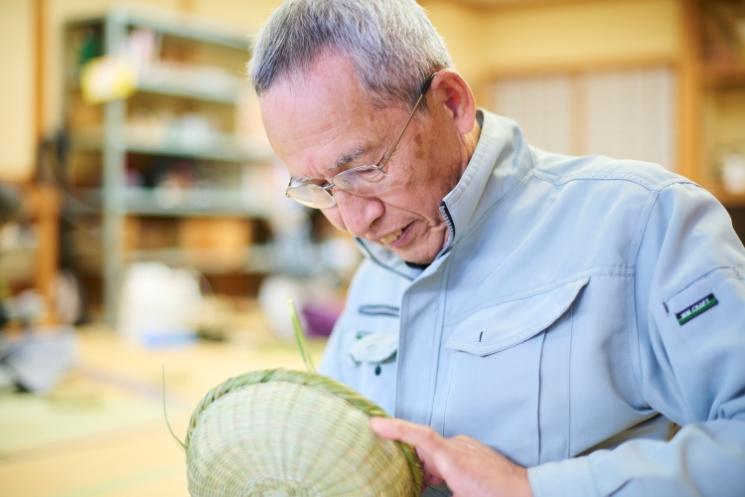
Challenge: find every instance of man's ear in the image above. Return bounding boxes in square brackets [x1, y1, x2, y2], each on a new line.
[428, 70, 476, 134]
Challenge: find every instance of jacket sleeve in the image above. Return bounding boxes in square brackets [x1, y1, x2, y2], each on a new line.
[529, 182, 745, 497]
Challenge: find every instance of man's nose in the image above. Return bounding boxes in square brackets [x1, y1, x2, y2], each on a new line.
[333, 190, 384, 237]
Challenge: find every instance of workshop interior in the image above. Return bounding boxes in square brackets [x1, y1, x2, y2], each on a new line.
[1, 1, 744, 496]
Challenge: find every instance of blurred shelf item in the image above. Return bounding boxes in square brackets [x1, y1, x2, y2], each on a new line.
[707, 187, 745, 208]
[69, 221, 279, 271]
[127, 243, 277, 274]
[66, 66, 245, 104]
[61, 8, 277, 324]
[703, 64, 745, 88]
[0, 185, 60, 325]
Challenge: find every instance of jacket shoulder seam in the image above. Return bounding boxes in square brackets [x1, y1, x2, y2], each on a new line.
[533, 166, 694, 193]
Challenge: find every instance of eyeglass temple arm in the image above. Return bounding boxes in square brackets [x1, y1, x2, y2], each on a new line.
[378, 73, 437, 167]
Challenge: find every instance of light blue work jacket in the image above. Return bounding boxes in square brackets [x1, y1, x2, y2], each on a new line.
[320, 110, 745, 497]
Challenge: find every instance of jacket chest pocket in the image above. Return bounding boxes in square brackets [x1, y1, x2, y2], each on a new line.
[346, 307, 401, 414]
[442, 276, 589, 467]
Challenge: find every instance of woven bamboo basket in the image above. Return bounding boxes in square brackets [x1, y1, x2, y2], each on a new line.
[183, 368, 423, 497]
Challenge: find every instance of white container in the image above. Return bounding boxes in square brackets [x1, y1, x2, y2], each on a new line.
[118, 262, 202, 347]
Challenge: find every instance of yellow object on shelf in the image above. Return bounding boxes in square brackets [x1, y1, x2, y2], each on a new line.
[80, 55, 137, 103]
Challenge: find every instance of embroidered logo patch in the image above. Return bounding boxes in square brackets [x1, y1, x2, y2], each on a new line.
[675, 293, 718, 326]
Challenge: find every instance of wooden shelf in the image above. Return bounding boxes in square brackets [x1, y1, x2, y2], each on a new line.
[122, 188, 270, 218]
[77, 188, 271, 218]
[72, 130, 273, 163]
[110, 8, 251, 51]
[67, 8, 251, 51]
[62, 10, 269, 324]
[136, 74, 242, 104]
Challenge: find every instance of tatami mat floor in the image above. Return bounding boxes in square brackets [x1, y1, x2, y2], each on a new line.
[0, 305, 326, 497]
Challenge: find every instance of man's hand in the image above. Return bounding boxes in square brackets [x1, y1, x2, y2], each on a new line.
[371, 417, 533, 497]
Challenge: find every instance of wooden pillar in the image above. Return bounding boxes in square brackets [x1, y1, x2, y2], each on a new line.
[32, 0, 59, 325]
[678, 0, 702, 184]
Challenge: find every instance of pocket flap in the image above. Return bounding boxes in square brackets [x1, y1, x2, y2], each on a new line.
[446, 276, 589, 356]
[349, 330, 398, 363]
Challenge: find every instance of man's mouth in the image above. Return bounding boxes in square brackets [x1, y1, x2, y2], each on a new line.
[379, 228, 404, 246]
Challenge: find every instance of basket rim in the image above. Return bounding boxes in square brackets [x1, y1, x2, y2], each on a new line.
[185, 368, 423, 494]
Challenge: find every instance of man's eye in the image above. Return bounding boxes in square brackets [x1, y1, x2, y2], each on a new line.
[346, 166, 385, 184]
[357, 167, 379, 176]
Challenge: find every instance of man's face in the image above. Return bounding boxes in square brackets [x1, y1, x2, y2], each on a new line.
[259, 53, 467, 264]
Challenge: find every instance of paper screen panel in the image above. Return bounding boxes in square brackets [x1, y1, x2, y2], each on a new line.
[492, 75, 574, 155]
[583, 67, 677, 170]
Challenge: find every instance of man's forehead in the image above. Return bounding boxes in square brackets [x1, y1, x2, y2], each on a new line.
[257, 57, 402, 178]
[260, 80, 370, 140]
[261, 106, 377, 178]
[265, 53, 365, 100]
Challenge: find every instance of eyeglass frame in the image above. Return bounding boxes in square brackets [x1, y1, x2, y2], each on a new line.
[284, 73, 436, 209]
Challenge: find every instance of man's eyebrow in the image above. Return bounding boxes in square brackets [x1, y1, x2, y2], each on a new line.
[331, 145, 370, 171]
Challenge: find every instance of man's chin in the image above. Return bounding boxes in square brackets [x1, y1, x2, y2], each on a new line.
[391, 232, 446, 266]
[394, 246, 437, 266]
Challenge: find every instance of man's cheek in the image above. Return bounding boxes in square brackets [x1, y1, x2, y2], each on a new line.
[322, 209, 348, 233]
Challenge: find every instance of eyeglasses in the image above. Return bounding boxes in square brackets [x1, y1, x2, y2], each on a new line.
[285, 74, 435, 209]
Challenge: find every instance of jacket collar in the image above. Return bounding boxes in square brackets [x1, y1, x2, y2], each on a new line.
[355, 110, 535, 277]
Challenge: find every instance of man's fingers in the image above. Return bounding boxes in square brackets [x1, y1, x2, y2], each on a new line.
[370, 417, 444, 454]
[371, 417, 451, 487]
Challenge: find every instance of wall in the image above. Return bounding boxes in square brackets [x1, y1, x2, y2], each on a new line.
[480, 0, 681, 72]
[424, 0, 682, 93]
[0, 0, 687, 182]
[421, 1, 485, 84]
[185, 0, 282, 34]
[0, 0, 34, 181]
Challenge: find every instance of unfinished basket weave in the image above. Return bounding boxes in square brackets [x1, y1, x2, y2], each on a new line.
[185, 368, 423, 497]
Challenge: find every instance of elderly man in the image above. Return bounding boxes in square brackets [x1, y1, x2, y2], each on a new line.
[250, 1, 745, 496]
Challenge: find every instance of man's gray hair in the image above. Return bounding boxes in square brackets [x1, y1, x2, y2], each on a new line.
[249, 0, 452, 104]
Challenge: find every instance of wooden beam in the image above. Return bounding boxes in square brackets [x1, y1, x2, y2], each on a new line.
[483, 55, 679, 82]
[421, 0, 600, 15]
